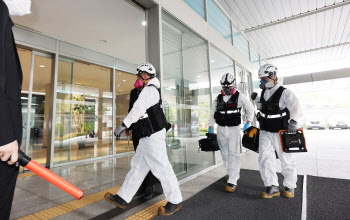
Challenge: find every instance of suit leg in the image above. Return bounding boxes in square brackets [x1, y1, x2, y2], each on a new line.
[0, 162, 19, 220]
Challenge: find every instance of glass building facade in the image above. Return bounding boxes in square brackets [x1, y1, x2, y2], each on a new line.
[207, 0, 232, 44]
[162, 11, 214, 177]
[14, 0, 261, 179]
[16, 46, 139, 167]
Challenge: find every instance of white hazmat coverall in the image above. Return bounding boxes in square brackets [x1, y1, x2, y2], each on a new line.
[117, 77, 182, 204]
[254, 78, 303, 189]
[209, 92, 254, 185]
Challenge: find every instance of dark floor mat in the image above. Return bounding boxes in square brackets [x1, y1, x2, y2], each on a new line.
[156, 169, 303, 220]
[307, 175, 350, 220]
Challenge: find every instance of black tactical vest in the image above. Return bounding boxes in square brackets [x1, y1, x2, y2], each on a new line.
[132, 85, 167, 138]
[214, 92, 242, 127]
[258, 86, 290, 132]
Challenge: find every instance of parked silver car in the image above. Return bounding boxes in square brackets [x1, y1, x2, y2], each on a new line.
[329, 120, 349, 129]
[306, 120, 326, 130]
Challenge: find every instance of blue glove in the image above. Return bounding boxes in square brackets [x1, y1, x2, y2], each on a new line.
[243, 122, 251, 131]
[208, 127, 213, 134]
[114, 124, 126, 137]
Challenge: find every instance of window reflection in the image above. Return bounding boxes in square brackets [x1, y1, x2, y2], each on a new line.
[54, 59, 113, 164]
[115, 71, 137, 154]
[163, 11, 214, 178]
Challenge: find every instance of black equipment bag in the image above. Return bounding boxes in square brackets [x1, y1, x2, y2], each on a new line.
[279, 129, 307, 153]
[132, 117, 155, 138]
[242, 126, 260, 153]
[242, 126, 280, 159]
[166, 122, 172, 132]
[198, 133, 220, 152]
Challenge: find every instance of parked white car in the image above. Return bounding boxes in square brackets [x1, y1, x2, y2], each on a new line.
[329, 120, 349, 129]
[306, 119, 326, 130]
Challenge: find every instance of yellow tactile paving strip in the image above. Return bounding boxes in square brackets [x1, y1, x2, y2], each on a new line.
[17, 172, 36, 178]
[125, 199, 167, 220]
[17, 186, 121, 220]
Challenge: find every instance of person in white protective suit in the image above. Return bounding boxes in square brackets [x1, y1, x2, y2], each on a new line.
[208, 73, 254, 192]
[250, 64, 303, 199]
[104, 63, 182, 216]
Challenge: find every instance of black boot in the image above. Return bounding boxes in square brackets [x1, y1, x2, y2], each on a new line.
[225, 183, 237, 193]
[260, 186, 280, 199]
[104, 192, 128, 209]
[135, 185, 145, 197]
[225, 175, 229, 182]
[283, 187, 295, 198]
[144, 186, 154, 200]
[158, 202, 182, 216]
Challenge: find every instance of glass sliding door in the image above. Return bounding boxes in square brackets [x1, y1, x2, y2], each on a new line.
[17, 48, 54, 165]
[54, 58, 113, 164]
[54, 59, 73, 163]
[17, 48, 32, 153]
[27, 54, 53, 164]
[114, 70, 136, 154]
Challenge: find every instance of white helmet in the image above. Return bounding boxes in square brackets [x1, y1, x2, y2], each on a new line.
[220, 73, 235, 87]
[258, 64, 278, 78]
[137, 62, 156, 77]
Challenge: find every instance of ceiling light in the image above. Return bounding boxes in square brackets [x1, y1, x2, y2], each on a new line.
[197, 76, 201, 78]
[119, 72, 122, 74]
[142, 21, 147, 26]
[39, 65, 45, 68]
[118, 90, 123, 92]
[100, 40, 107, 43]
[210, 60, 215, 63]
[122, 80, 126, 82]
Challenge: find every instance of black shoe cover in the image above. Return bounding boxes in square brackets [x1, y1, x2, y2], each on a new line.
[135, 185, 145, 197]
[260, 186, 280, 199]
[144, 186, 154, 200]
[225, 183, 237, 192]
[104, 192, 128, 209]
[158, 202, 182, 216]
[283, 187, 295, 198]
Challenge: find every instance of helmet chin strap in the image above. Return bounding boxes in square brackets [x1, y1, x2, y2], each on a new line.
[138, 72, 149, 87]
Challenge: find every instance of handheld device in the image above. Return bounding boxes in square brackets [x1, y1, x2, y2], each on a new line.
[279, 129, 307, 153]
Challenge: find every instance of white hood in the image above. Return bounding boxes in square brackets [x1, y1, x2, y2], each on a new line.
[276, 77, 284, 86]
[146, 77, 160, 89]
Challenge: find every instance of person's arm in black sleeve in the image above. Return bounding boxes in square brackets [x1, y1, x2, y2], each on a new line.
[0, 12, 16, 147]
[128, 89, 134, 113]
[0, 9, 19, 165]
[128, 88, 139, 113]
[127, 89, 139, 131]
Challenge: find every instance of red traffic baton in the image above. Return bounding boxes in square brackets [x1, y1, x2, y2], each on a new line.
[18, 150, 84, 199]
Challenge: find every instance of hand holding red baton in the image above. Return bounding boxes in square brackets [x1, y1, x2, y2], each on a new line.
[18, 150, 84, 199]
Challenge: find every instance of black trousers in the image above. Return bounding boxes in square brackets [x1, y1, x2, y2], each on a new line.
[0, 161, 19, 220]
[132, 134, 160, 189]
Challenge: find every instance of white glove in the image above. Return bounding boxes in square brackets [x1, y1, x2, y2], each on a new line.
[114, 125, 126, 137]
